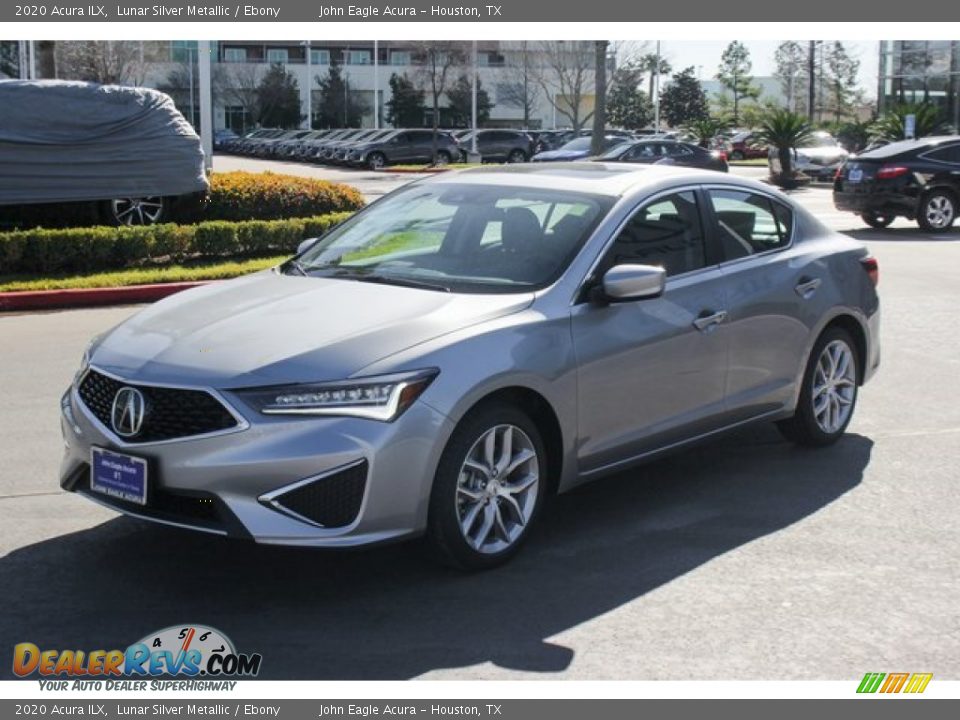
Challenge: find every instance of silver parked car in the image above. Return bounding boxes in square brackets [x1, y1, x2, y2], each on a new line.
[60, 164, 880, 569]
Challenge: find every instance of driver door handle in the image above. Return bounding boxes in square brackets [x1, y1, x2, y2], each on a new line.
[795, 277, 822, 299]
[693, 310, 727, 332]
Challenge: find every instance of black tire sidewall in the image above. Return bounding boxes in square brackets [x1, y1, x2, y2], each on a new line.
[427, 402, 548, 570]
[368, 152, 386, 170]
[862, 211, 894, 229]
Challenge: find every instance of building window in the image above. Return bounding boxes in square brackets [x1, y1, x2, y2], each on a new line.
[170, 41, 197, 64]
[347, 50, 372, 66]
[223, 47, 247, 63]
[266, 48, 289, 64]
[477, 53, 490, 67]
[390, 51, 411, 66]
[311, 49, 330, 65]
[224, 105, 251, 135]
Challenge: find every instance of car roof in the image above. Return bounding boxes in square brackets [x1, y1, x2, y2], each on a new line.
[858, 135, 960, 158]
[419, 162, 765, 198]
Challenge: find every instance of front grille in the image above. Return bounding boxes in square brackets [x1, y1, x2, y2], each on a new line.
[269, 461, 368, 528]
[78, 369, 238, 443]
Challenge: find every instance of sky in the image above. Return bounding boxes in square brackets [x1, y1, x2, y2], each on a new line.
[657, 40, 879, 98]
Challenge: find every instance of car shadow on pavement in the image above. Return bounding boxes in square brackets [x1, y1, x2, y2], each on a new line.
[0, 425, 872, 680]
[845, 227, 960, 242]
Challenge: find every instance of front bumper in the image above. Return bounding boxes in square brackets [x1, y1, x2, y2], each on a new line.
[59, 377, 454, 547]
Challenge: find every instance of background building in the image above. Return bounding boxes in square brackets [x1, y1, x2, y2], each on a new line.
[878, 41, 960, 132]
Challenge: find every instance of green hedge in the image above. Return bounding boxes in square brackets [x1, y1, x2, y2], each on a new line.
[0, 213, 353, 275]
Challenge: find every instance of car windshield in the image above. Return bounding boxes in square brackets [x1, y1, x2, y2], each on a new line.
[802, 133, 838, 148]
[290, 183, 612, 293]
[559, 137, 593, 151]
[598, 142, 635, 159]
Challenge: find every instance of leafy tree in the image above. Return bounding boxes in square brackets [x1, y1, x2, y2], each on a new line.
[414, 41, 467, 162]
[717, 41, 760, 125]
[385, 72, 425, 128]
[823, 42, 861, 122]
[498, 41, 542, 129]
[755, 108, 814, 187]
[315, 58, 367, 128]
[871, 103, 949, 141]
[256, 63, 303, 128]
[660, 66, 709, 128]
[831, 119, 873, 152]
[531, 41, 597, 131]
[774, 41, 808, 114]
[606, 62, 653, 129]
[639, 52, 672, 100]
[445, 74, 493, 127]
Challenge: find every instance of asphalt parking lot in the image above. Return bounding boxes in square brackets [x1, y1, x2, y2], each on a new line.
[1, 167, 958, 680]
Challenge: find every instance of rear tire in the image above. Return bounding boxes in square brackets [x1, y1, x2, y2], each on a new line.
[777, 326, 860, 447]
[427, 402, 547, 570]
[917, 189, 956, 233]
[507, 149, 528, 163]
[435, 150, 452, 166]
[861, 211, 895, 229]
[104, 197, 167, 226]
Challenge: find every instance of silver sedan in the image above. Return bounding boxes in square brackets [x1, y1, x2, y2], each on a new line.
[60, 164, 880, 569]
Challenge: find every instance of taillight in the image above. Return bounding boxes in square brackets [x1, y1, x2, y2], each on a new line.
[876, 165, 909, 180]
[860, 256, 879, 287]
[715, 151, 728, 161]
[834, 165, 845, 181]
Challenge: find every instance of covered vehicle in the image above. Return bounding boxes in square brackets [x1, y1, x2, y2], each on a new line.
[0, 80, 208, 225]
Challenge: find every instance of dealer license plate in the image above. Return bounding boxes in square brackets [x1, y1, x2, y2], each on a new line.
[90, 447, 148, 506]
[848, 167, 863, 183]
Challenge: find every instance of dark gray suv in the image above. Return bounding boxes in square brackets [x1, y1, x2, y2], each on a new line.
[347, 129, 460, 169]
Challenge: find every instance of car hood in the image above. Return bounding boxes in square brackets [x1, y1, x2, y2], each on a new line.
[91, 271, 533, 388]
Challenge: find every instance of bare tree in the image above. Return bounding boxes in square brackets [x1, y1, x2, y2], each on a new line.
[530, 41, 638, 131]
[531, 41, 596, 131]
[217, 63, 264, 127]
[413, 41, 467, 163]
[497, 41, 542, 129]
[56, 41, 145, 85]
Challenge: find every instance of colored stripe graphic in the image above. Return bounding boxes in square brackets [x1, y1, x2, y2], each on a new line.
[857, 673, 885, 693]
[857, 672, 932, 694]
[880, 673, 910, 693]
[904, 673, 933, 694]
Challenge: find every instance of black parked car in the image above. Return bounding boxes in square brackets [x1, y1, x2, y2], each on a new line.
[458, 129, 533, 163]
[834, 136, 960, 232]
[532, 135, 627, 162]
[347, 129, 460, 169]
[596, 139, 729, 173]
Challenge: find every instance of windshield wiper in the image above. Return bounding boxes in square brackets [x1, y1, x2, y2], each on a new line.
[345, 272, 451, 293]
[284, 259, 308, 276]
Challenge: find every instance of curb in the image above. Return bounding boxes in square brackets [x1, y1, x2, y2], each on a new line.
[0, 281, 213, 313]
[382, 167, 451, 175]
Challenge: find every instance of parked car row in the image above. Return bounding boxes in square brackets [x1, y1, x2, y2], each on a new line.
[217, 126, 708, 171]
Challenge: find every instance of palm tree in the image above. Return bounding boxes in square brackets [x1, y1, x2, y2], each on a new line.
[871, 103, 948, 142]
[682, 116, 729, 148]
[755, 108, 814, 187]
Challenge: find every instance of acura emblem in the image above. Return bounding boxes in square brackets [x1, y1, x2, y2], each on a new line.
[111, 387, 146, 438]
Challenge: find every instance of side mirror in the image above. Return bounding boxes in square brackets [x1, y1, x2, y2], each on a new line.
[597, 264, 666, 302]
[297, 237, 319, 256]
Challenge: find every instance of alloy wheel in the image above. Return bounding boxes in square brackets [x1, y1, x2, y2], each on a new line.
[111, 197, 165, 226]
[455, 424, 539, 554]
[924, 194, 955, 229]
[812, 340, 857, 434]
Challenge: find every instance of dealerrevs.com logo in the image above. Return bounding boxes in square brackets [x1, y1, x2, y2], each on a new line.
[13, 625, 262, 688]
[857, 672, 933, 694]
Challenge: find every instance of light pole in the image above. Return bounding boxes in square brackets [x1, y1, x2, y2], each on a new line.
[373, 40, 380, 129]
[654, 41, 662, 132]
[471, 40, 478, 157]
[304, 40, 312, 129]
[198, 40, 213, 172]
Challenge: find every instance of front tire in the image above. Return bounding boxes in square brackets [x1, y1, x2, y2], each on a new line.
[777, 326, 860, 447]
[862, 211, 895, 229]
[507, 149, 528, 163]
[368, 152, 387, 171]
[105, 196, 167, 226]
[427, 402, 547, 570]
[917, 189, 956, 233]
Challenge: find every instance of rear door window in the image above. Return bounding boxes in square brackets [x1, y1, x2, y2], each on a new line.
[707, 189, 793, 260]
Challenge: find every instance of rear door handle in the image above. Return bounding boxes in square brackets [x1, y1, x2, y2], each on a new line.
[693, 310, 728, 332]
[795, 277, 822, 299]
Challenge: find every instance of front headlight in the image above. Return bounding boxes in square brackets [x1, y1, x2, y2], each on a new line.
[236, 369, 438, 422]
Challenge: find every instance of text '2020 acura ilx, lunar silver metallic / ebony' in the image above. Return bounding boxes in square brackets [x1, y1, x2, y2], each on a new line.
[60, 164, 880, 569]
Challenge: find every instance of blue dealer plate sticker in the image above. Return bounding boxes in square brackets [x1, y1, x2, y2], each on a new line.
[848, 167, 863, 183]
[90, 447, 148, 506]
